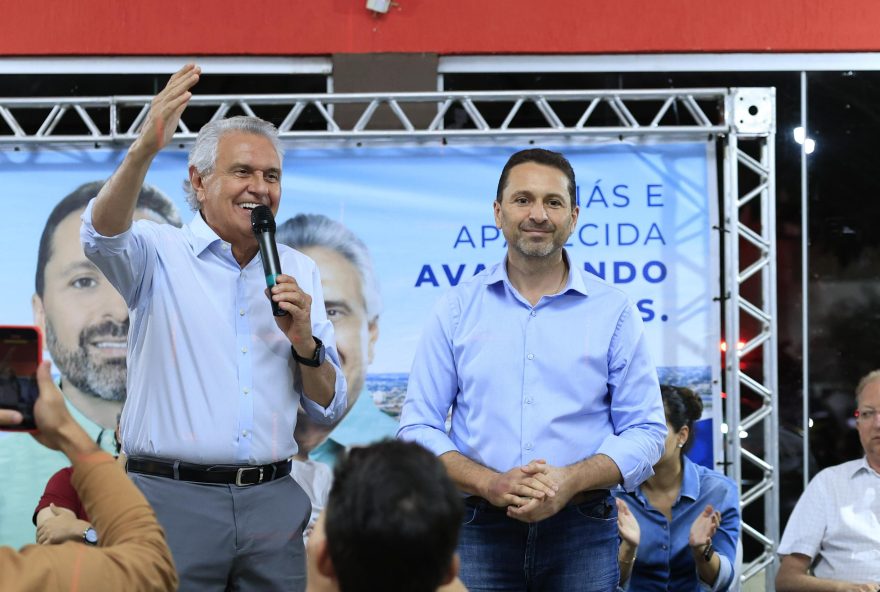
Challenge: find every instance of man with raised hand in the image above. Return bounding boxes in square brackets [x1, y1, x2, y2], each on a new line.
[398, 148, 666, 591]
[81, 64, 346, 591]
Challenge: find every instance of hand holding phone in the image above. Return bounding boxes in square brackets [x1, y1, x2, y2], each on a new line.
[0, 326, 42, 432]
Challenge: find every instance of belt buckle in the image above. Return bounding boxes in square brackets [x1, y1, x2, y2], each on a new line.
[235, 466, 264, 486]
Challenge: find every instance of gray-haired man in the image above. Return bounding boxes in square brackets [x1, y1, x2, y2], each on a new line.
[80, 64, 346, 591]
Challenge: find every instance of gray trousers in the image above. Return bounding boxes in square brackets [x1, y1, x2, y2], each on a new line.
[129, 470, 311, 592]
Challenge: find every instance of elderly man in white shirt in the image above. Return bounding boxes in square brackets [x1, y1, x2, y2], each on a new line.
[776, 369, 880, 592]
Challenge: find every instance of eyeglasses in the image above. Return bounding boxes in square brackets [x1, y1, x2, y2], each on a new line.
[855, 408, 878, 423]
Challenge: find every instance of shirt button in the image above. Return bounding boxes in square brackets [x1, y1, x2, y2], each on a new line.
[524, 442, 533, 450]
[527, 353, 534, 360]
[662, 524, 667, 530]
[525, 397, 533, 404]
[241, 430, 249, 438]
[241, 346, 248, 354]
[222, 244, 229, 251]
[239, 309, 246, 316]
[530, 310, 536, 317]
[661, 544, 667, 550]
[243, 388, 250, 394]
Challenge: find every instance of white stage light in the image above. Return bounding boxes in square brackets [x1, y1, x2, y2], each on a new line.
[793, 126, 816, 154]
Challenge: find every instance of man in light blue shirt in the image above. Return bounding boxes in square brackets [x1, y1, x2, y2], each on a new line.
[398, 148, 667, 592]
[80, 64, 346, 591]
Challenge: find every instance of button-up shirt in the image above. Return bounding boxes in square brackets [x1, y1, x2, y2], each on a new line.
[397, 253, 666, 491]
[614, 456, 741, 592]
[778, 457, 880, 584]
[81, 200, 346, 465]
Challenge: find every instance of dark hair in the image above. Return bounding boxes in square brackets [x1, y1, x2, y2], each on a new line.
[661, 384, 703, 454]
[495, 148, 577, 209]
[325, 440, 462, 592]
[34, 180, 181, 297]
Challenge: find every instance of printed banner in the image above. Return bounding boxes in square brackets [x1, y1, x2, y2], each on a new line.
[0, 141, 720, 547]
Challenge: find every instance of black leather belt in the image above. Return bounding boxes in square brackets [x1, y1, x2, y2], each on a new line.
[126, 457, 292, 486]
[465, 488, 610, 512]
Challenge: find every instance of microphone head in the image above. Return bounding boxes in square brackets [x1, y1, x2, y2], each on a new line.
[251, 205, 276, 234]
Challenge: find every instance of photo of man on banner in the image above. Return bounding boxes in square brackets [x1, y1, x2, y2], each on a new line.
[0, 179, 181, 548]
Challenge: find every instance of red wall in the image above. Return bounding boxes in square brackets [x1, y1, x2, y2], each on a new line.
[5, 0, 880, 55]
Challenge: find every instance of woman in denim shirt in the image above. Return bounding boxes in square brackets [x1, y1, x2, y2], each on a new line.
[614, 385, 740, 591]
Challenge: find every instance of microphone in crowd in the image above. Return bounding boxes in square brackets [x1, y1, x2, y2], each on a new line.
[251, 205, 288, 317]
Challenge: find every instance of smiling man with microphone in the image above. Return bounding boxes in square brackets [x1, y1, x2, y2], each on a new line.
[80, 64, 346, 591]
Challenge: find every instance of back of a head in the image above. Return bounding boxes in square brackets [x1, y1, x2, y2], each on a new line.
[325, 440, 462, 592]
[661, 384, 703, 454]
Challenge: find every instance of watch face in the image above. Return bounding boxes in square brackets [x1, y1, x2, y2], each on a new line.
[84, 527, 98, 545]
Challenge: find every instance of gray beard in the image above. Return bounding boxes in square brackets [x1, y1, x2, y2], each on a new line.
[45, 319, 127, 402]
[513, 236, 558, 258]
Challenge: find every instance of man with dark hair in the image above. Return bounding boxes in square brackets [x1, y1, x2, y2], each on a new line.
[305, 440, 463, 592]
[776, 369, 880, 591]
[399, 148, 667, 591]
[0, 179, 180, 548]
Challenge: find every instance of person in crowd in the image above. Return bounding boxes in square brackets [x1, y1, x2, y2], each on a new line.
[614, 385, 740, 591]
[81, 63, 346, 590]
[398, 148, 666, 591]
[0, 361, 177, 592]
[305, 439, 465, 592]
[775, 369, 880, 592]
[32, 417, 124, 545]
[0, 179, 179, 548]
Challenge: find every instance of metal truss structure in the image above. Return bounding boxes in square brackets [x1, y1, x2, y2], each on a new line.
[0, 87, 778, 588]
[0, 88, 733, 144]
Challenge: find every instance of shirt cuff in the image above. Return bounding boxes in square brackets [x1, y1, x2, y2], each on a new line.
[397, 424, 458, 458]
[699, 553, 733, 592]
[596, 433, 656, 491]
[300, 358, 347, 425]
[80, 198, 134, 254]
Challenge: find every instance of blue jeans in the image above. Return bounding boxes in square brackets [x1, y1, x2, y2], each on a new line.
[458, 494, 620, 592]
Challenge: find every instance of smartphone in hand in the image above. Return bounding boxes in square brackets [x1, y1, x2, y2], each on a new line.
[0, 326, 42, 432]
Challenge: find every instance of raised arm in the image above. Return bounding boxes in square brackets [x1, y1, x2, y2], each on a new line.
[91, 64, 199, 236]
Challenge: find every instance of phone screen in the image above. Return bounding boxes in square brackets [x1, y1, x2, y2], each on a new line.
[0, 326, 42, 432]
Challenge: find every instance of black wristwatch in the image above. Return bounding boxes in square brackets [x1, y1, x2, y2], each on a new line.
[292, 336, 325, 367]
[702, 540, 715, 562]
[83, 526, 98, 546]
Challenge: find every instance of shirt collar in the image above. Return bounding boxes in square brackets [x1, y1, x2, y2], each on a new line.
[484, 249, 588, 297]
[852, 456, 880, 478]
[631, 455, 701, 507]
[185, 211, 225, 256]
[679, 455, 701, 501]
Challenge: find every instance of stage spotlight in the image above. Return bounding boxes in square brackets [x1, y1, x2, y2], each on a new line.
[793, 127, 816, 154]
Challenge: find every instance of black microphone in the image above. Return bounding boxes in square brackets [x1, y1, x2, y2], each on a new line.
[251, 205, 288, 317]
